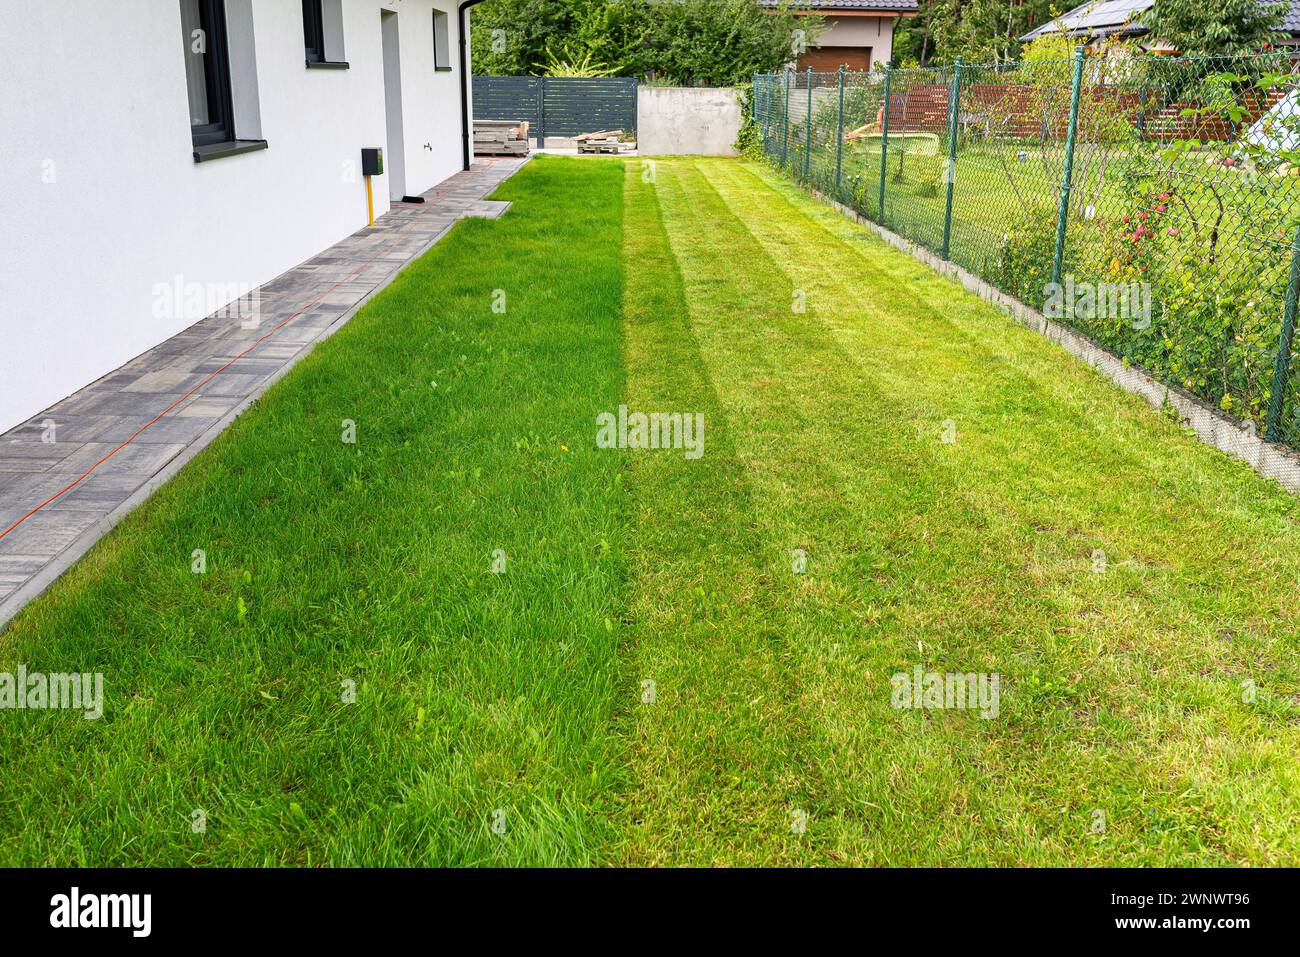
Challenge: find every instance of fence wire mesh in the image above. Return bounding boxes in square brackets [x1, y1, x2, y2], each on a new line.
[756, 53, 1300, 450]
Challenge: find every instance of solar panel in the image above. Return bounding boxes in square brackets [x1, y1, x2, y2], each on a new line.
[1022, 0, 1152, 41]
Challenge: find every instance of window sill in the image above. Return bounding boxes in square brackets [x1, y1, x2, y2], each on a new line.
[306, 60, 350, 69]
[434, 66, 453, 72]
[193, 139, 269, 163]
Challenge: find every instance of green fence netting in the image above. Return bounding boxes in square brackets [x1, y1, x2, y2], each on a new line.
[756, 52, 1300, 450]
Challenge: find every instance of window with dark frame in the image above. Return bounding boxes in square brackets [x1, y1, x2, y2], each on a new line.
[182, 0, 235, 148]
[433, 9, 451, 70]
[303, 0, 326, 64]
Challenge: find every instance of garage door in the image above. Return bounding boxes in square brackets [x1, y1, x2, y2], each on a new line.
[798, 46, 872, 72]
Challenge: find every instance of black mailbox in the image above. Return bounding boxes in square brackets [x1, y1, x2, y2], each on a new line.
[361, 147, 384, 177]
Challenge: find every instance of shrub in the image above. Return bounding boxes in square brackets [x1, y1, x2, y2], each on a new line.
[993, 209, 1062, 305]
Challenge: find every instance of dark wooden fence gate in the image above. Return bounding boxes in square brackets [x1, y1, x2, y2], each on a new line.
[472, 76, 638, 146]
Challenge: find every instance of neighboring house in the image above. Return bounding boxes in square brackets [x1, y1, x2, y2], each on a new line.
[0, 0, 476, 435]
[1021, 0, 1300, 50]
[759, 0, 919, 72]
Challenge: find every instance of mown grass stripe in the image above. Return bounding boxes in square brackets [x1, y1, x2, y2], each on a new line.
[646, 159, 1083, 863]
[615, 160, 835, 866]
[688, 157, 1300, 864]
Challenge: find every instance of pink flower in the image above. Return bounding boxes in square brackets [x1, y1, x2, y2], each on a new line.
[1159, 192, 1170, 201]
[1167, 227, 1179, 236]
[1156, 204, 1167, 214]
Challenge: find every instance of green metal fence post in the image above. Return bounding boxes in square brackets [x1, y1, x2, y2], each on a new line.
[765, 74, 773, 143]
[782, 71, 791, 169]
[804, 67, 813, 181]
[834, 65, 845, 199]
[879, 63, 893, 223]
[765, 76, 771, 139]
[765, 74, 772, 146]
[1051, 46, 1086, 289]
[1266, 224, 1300, 441]
[764, 75, 771, 138]
[941, 58, 963, 261]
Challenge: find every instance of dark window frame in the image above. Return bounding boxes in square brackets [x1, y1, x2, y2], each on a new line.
[433, 9, 452, 71]
[303, 0, 326, 64]
[189, 0, 236, 148]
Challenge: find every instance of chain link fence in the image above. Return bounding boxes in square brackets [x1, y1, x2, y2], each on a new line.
[756, 52, 1300, 449]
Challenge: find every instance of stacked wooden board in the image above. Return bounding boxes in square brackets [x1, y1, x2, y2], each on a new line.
[576, 130, 634, 154]
[473, 120, 530, 156]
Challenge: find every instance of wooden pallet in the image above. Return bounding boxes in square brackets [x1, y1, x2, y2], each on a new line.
[474, 119, 530, 156]
[474, 142, 529, 156]
[578, 142, 634, 154]
[576, 129, 634, 154]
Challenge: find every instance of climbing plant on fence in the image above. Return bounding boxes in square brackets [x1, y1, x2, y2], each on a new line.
[754, 50, 1300, 448]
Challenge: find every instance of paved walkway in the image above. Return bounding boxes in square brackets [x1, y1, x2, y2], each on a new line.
[0, 157, 528, 627]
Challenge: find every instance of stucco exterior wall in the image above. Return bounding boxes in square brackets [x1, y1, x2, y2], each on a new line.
[820, 14, 897, 54]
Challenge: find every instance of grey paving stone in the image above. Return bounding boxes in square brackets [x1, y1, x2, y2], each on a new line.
[47, 471, 157, 511]
[87, 416, 220, 446]
[6, 415, 128, 445]
[53, 442, 187, 477]
[120, 370, 212, 394]
[195, 373, 271, 398]
[0, 504, 37, 532]
[464, 200, 512, 219]
[0, 509, 103, 559]
[190, 358, 282, 376]
[0, 439, 81, 471]
[0, 556, 46, 592]
[175, 395, 242, 418]
[209, 343, 301, 362]
[0, 472, 71, 503]
[58, 391, 196, 418]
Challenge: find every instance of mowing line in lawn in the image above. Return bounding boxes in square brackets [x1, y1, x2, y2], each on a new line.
[615, 161, 834, 865]
[743, 159, 1295, 514]
[732, 159, 1300, 662]
[645, 158, 1091, 863]
[678, 157, 1300, 863]
[690, 158, 1189, 862]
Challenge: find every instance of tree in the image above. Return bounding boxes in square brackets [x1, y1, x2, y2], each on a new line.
[1139, 0, 1288, 56]
[470, 0, 627, 76]
[470, 0, 820, 85]
[892, 0, 1058, 66]
[889, 0, 939, 65]
[638, 0, 821, 85]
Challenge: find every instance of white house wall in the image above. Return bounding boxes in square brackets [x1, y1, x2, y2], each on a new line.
[820, 15, 897, 57]
[0, 0, 466, 434]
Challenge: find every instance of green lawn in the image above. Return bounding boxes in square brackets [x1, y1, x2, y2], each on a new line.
[789, 127, 1300, 442]
[2, 155, 1298, 866]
